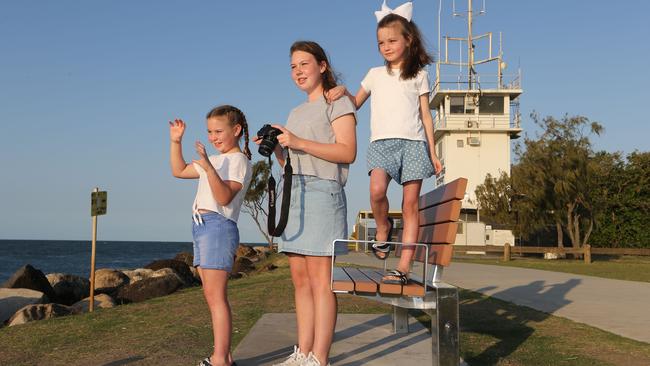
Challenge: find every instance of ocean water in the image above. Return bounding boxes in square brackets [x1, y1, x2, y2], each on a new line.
[0, 240, 196, 283]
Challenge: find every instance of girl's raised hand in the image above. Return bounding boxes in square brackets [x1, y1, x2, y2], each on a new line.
[192, 141, 212, 172]
[326, 85, 347, 103]
[272, 125, 303, 151]
[169, 119, 186, 143]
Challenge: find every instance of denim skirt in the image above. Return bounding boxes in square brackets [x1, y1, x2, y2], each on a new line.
[279, 175, 348, 256]
[191, 212, 239, 271]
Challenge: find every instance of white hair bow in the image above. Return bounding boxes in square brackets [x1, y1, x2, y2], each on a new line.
[374, 0, 413, 23]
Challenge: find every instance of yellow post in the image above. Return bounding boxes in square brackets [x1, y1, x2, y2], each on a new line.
[503, 243, 511, 262]
[583, 244, 592, 264]
[89, 187, 98, 312]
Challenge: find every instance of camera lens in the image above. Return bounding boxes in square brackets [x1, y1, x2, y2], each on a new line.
[258, 141, 274, 157]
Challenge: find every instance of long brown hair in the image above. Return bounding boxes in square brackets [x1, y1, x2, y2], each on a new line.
[205, 105, 252, 160]
[290, 41, 339, 100]
[378, 14, 433, 80]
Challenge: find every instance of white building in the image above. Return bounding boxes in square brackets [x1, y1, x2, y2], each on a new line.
[430, 0, 522, 246]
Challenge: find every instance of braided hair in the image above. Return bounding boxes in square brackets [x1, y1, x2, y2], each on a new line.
[206, 105, 252, 160]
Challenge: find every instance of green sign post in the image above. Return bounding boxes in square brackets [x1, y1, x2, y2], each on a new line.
[89, 188, 107, 312]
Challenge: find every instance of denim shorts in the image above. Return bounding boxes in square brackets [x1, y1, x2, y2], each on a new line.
[192, 212, 239, 271]
[367, 138, 434, 184]
[279, 175, 348, 256]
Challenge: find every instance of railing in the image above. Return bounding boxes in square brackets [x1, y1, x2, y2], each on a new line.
[453, 244, 650, 264]
[433, 115, 520, 130]
[432, 72, 522, 93]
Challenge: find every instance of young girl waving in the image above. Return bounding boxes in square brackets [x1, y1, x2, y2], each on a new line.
[330, 1, 442, 285]
[169, 105, 252, 366]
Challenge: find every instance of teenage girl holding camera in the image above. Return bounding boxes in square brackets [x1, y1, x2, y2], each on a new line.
[256, 41, 357, 366]
[169, 105, 252, 366]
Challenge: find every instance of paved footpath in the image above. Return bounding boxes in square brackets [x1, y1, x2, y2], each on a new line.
[343, 252, 650, 343]
[444, 261, 650, 343]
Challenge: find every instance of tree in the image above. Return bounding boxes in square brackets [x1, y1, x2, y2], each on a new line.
[516, 113, 602, 249]
[242, 160, 275, 246]
[475, 169, 544, 240]
[476, 113, 603, 249]
[590, 151, 650, 248]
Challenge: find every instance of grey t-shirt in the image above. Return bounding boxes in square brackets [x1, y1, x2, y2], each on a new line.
[285, 95, 356, 186]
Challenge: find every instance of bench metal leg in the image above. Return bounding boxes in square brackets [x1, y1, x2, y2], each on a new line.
[392, 305, 409, 334]
[429, 287, 460, 366]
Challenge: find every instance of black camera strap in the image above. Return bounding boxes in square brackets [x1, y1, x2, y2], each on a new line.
[267, 153, 292, 237]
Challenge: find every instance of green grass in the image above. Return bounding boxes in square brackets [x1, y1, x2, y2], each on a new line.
[1, 254, 649, 365]
[455, 255, 650, 283]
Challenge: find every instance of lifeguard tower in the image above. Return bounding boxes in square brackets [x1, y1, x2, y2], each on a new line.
[431, 0, 522, 246]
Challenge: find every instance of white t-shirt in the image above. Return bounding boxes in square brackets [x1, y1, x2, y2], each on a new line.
[192, 152, 252, 223]
[361, 66, 430, 142]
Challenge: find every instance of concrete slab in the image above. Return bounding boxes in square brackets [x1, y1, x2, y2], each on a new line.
[234, 313, 455, 366]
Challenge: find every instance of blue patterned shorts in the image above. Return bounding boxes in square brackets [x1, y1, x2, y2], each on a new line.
[367, 138, 434, 185]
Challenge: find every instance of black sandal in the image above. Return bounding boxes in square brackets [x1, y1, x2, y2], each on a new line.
[372, 217, 394, 260]
[199, 357, 212, 366]
[381, 269, 409, 285]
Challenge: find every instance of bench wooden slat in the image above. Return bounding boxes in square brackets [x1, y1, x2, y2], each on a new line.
[401, 278, 426, 296]
[332, 266, 354, 292]
[418, 178, 468, 210]
[371, 269, 425, 297]
[413, 244, 454, 266]
[418, 222, 458, 245]
[358, 268, 402, 295]
[343, 267, 378, 293]
[418, 199, 462, 226]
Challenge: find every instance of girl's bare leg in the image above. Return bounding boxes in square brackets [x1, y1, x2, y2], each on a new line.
[396, 180, 423, 273]
[287, 253, 315, 354]
[198, 267, 233, 366]
[369, 169, 392, 241]
[305, 255, 337, 366]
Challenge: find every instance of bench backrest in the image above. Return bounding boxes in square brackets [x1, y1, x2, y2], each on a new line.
[396, 177, 468, 267]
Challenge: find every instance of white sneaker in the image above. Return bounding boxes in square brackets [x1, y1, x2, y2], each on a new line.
[301, 352, 331, 366]
[272, 345, 307, 366]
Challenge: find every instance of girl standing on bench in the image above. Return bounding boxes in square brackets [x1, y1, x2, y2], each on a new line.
[169, 105, 253, 366]
[328, 1, 442, 285]
[257, 41, 356, 366]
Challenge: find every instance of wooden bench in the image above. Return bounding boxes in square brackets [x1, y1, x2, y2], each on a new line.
[330, 177, 468, 366]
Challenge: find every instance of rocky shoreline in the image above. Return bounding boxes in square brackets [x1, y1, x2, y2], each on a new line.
[0, 245, 274, 327]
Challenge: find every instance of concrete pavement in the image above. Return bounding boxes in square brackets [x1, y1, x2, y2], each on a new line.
[233, 251, 649, 365]
[233, 313, 451, 366]
[341, 251, 650, 343]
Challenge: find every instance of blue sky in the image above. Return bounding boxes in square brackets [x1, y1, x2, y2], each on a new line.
[1, 1, 648, 242]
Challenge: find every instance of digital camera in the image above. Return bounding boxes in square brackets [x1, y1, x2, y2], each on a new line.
[256, 124, 283, 157]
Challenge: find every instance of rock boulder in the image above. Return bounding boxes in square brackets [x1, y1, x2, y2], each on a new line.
[70, 294, 116, 313]
[144, 259, 194, 286]
[46, 273, 90, 306]
[114, 274, 183, 304]
[0, 288, 47, 324]
[93, 269, 129, 294]
[1, 265, 56, 302]
[173, 252, 194, 267]
[231, 256, 255, 274]
[121, 268, 154, 284]
[7, 303, 72, 326]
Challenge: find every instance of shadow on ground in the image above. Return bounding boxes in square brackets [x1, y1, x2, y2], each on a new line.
[414, 278, 580, 365]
